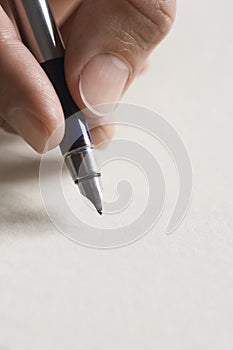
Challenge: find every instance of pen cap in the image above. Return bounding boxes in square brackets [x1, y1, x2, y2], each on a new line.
[9, 0, 64, 62]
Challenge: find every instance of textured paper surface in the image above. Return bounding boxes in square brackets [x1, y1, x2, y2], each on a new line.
[0, 1, 233, 349]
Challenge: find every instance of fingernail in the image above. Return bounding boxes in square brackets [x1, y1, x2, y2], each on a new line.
[79, 54, 129, 116]
[7, 108, 50, 153]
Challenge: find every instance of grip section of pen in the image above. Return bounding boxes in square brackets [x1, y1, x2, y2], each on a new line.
[41, 57, 92, 155]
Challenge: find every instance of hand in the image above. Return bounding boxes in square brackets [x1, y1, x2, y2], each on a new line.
[0, 0, 176, 152]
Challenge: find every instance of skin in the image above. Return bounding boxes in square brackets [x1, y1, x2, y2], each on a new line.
[0, 0, 176, 153]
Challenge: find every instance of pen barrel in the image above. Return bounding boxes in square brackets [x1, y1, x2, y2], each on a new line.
[9, 0, 64, 62]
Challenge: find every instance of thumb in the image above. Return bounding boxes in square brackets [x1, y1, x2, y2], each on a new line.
[64, 0, 176, 117]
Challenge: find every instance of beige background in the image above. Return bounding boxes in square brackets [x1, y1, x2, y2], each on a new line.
[0, 0, 233, 349]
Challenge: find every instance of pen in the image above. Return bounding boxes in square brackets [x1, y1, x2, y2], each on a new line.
[9, 0, 103, 215]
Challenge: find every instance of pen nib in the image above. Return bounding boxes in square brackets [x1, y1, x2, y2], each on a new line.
[77, 176, 103, 216]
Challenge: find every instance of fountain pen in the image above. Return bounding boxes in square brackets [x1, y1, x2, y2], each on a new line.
[10, 0, 103, 214]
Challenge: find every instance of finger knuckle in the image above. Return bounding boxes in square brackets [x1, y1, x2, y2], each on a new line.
[124, 0, 176, 48]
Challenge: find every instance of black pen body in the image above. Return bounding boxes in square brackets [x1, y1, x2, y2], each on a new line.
[41, 57, 92, 155]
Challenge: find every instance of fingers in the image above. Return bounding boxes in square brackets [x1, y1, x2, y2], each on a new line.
[0, 5, 64, 153]
[64, 0, 176, 117]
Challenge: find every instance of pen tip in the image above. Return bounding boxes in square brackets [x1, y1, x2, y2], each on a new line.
[97, 209, 103, 215]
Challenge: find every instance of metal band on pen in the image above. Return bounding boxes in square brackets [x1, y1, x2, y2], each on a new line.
[65, 146, 101, 183]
